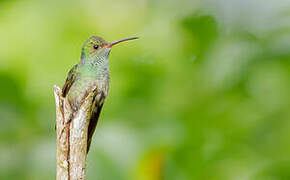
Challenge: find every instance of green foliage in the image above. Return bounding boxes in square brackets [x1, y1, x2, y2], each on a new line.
[0, 0, 290, 179]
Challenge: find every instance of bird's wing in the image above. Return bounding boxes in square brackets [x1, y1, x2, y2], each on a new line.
[62, 64, 78, 97]
[87, 93, 105, 152]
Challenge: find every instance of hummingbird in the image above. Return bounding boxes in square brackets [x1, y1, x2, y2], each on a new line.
[62, 36, 138, 152]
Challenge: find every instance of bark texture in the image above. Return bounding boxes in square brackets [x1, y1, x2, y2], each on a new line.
[54, 85, 97, 180]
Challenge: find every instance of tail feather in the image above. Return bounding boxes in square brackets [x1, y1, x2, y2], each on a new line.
[87, 103, 104, 153]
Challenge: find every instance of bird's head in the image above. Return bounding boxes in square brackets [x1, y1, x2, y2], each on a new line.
[81, 36, 138, 59]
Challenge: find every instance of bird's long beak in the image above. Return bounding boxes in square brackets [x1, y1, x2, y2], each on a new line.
[104, 37, 139, 48]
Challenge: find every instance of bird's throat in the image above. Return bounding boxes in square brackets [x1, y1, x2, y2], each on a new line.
[79, 57, 109, 79]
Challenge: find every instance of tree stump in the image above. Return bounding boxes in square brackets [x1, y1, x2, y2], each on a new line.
[54, 85, 97, 180]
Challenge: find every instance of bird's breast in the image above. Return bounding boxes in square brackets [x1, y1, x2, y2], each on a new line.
[68, 72, 110, 109]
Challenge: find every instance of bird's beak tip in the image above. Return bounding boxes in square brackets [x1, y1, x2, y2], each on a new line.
[106, 37, 139, 48]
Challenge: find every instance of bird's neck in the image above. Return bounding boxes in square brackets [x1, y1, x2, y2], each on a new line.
[78, 56, 109, 78]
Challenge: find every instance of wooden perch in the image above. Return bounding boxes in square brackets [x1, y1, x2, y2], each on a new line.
[54, 85, 97, 180]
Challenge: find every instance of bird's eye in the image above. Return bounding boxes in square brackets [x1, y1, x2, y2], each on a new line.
[93, 45, 99, 49]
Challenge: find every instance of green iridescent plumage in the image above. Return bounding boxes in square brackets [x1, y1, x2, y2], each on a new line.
[62, 36, 138, 152]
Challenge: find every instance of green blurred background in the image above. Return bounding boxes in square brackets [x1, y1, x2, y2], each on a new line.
[1, 0, 290, 179]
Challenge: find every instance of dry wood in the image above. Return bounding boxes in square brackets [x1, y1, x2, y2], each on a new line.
[54, 85, 97, 180]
